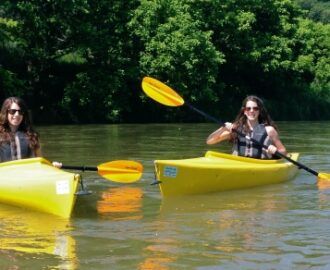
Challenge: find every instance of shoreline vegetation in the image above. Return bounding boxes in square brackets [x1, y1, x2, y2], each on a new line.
[0, 0, 329, 124]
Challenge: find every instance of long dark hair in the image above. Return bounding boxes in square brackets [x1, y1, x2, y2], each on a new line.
[0, 97, 40, 150]
[230, 95, 277, 141]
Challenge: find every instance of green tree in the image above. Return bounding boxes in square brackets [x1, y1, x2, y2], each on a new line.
[1, 0, 329, 123]
[129, 0, 225, 121]
[296, 0, 330, 23]
[131, 0, 312, 120]
[60, 0, 141, 123]
[294, 19, 330, 97]
[1, 0, 92, 122]
[0, 15, 26, 99]
[2, 0, 140, 123]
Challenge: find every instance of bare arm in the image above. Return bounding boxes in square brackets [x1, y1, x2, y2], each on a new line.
[265, 126, 287, 155]
[206, 123, 232, 145]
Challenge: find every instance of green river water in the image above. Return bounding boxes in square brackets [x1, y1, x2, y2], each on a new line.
[1, 122, 330, 270]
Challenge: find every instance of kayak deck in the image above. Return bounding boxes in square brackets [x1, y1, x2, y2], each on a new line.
[0, 157, 80, 218]
[154, 151, 300, 196]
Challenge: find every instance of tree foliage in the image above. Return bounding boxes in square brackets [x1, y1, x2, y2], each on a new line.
[296, 0, 330, 23]
[0, 0, 329, 123]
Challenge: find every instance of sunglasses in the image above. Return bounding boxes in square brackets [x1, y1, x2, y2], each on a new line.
[245, 106, 259, 112]
[7, 109, 24, 115]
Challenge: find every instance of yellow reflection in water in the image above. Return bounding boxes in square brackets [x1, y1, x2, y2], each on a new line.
[0, 205, 77, 269]
[317, 179, 330, 209]
[97, 186, 144, 220]
[139, 233, 178, 270]
[317, 179, 330, 190]
[139, 254, 176, 270]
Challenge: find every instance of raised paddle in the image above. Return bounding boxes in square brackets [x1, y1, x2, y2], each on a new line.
[61, 160, 143, 183]
[141, 76, 330, 181]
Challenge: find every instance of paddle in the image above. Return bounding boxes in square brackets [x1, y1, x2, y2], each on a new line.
[61, 160, 143, 183]
[141, 76, 330, 181]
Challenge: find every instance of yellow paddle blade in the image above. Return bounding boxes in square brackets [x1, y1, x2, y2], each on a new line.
[97, 160, 143, 183]
[141, 77, 184, 107]
[317, 173, 330, 181]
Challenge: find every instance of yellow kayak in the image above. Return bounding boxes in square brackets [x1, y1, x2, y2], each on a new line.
[0, 157, 80, 218]
[154, 151, 300, 196]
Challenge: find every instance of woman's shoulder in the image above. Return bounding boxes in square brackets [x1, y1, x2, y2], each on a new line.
[264, 125, 278, 136]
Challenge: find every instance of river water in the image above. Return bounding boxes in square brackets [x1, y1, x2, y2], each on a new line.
[1, 122, 330, 270]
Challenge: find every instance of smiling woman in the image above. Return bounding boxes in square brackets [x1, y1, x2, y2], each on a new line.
[206, 95, 287, 159]
[0, 97, 41, 162]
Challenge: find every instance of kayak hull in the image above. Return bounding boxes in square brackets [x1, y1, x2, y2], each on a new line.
[154, 151, 300, 196]
[0, 157, 80, 218]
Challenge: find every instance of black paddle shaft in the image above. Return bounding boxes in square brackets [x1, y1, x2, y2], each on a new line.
[186, 101, 319, 177]
[61, 165, 97, 172]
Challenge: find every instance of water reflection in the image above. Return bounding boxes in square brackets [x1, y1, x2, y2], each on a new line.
[139, 241, 177, 270]
[159, 186, 290, 214]
[97, 186, 144, 221]
[0, 206, 77, 269]
[317, 179, 330, 190]
[2, 122, 330, 269]
[141, 187, 292, 269]
[138, 218, 179, 270]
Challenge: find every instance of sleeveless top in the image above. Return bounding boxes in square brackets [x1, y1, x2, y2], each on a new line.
[0, 131, 34, 162]
[232, 124, 273, 159]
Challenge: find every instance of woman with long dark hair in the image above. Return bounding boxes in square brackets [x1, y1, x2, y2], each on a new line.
[0, 97, 61, 167]
[0, 97, 41, 161]
[206, 95, 286, 159]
